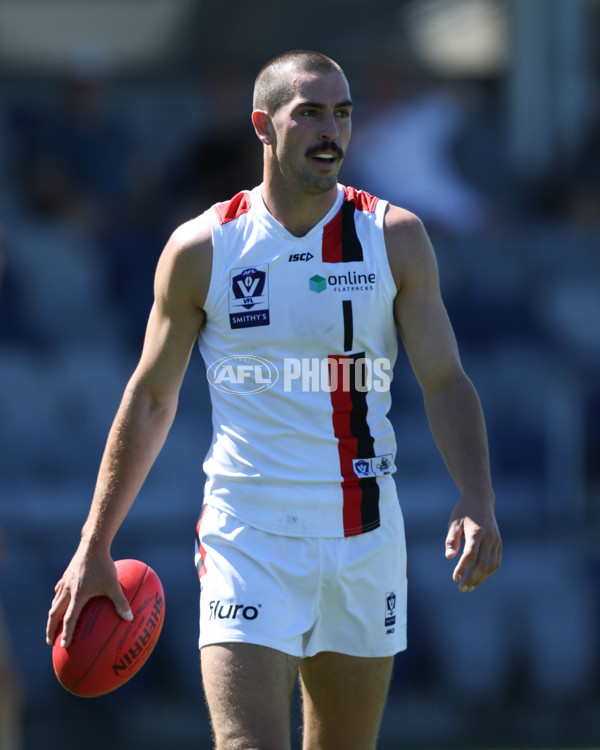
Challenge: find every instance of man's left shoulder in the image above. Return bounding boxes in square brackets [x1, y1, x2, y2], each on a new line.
[383, 205, 436, 289]
[383, 203, 425, 237]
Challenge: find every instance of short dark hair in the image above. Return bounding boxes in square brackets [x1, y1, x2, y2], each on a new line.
[253, 50, 344, 114]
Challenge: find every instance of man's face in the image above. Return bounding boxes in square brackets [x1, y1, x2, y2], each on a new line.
[268, 70, 353, 194]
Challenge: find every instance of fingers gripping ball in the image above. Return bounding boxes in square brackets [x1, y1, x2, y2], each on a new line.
[52, 559, 165, 697]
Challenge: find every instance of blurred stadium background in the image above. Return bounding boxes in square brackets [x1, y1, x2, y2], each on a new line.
[0, 0, 599, 748]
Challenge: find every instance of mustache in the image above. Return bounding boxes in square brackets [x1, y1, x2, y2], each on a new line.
[305, 141, 345, 159]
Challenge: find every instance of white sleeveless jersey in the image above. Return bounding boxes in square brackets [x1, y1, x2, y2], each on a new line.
[198, 183, 399, 538]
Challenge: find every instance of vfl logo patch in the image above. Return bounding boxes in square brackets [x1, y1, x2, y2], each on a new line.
[353, 459, 371, 477]
[229, 265, 270, 329]
[385, 591, 396, 628]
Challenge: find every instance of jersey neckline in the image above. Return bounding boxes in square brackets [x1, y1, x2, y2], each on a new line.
[250, 183, 345, 243]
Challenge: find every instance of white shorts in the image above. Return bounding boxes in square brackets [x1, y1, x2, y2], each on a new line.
[194, 502, 407, 658]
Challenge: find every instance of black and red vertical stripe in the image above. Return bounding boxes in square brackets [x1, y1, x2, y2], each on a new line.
[322, 188, 381, 536]
[327, 355, 380, 536]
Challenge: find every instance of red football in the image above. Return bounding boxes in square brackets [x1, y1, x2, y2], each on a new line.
[52, 559, 165, 697]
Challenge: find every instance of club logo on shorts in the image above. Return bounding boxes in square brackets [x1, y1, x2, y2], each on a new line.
[374, 455, 393, 474]
[385, 591, 396, 631]
[208, 600, 261, 621]
[229, 265, 270, 329]
[352, 455, 395, 478]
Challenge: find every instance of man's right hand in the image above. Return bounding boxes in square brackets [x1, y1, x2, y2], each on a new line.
[46, 546, 133, 649]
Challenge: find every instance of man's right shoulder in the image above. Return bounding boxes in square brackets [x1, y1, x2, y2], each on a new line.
[168, 212, 214, 257]
[155, 213, 213, 311]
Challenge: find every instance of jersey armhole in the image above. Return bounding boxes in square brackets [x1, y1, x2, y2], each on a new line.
[375, 200, 398, 300]
[200, 213, 221, 318]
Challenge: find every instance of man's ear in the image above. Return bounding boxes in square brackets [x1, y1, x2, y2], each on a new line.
[252, 110, 274, 145]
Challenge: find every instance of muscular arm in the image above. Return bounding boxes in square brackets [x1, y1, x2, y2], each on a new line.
[46, 216, 213, 647]
[385, 205, 501, 591]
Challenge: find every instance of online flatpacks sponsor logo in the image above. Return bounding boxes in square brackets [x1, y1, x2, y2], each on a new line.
[309, 271, 376, 293]
[206, 355, 391, 395]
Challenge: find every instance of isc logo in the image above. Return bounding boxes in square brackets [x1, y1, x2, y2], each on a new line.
[288, 252, 314, 262]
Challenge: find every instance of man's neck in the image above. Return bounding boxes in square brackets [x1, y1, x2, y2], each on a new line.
[260, 178, 339, 237]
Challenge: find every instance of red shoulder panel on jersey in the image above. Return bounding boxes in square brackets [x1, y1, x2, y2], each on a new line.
[343, 186, 379, 213]
[323, 186, 376, 263]
[213, 191, 252, 225]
